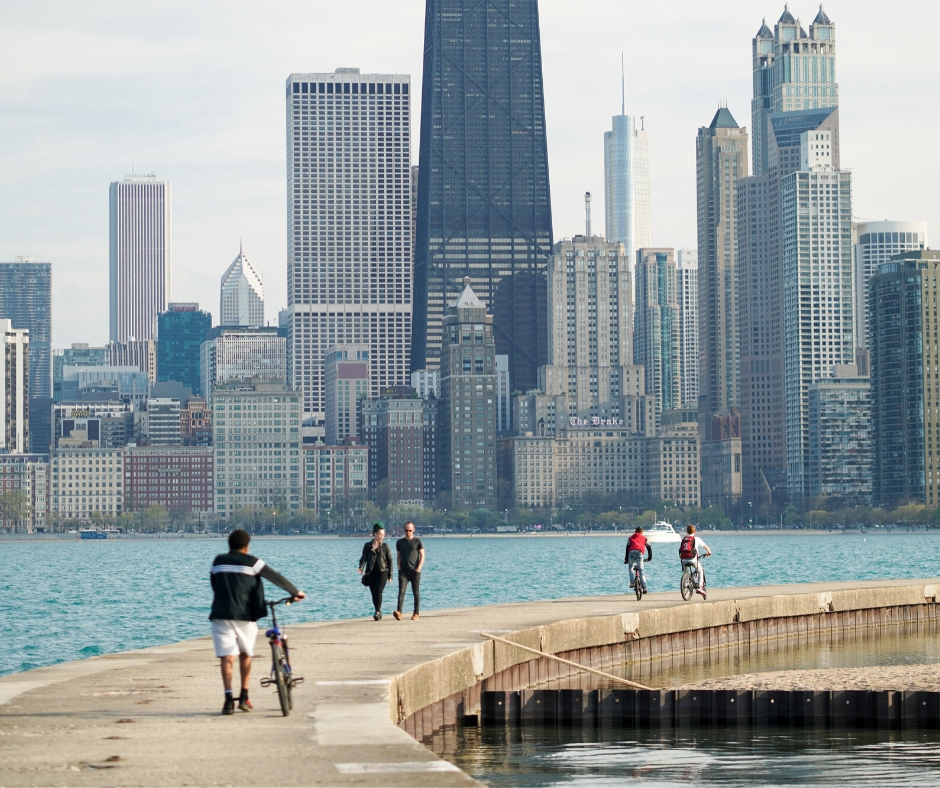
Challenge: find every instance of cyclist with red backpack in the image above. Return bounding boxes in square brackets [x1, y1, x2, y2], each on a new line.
[624, 526, 653, 594]
[679, 525, 712, 599]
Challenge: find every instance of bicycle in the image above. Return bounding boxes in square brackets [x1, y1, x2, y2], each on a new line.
[259, 597, 304, 716]
[680, 555, 708, 601]
[629, 557, 649, 601]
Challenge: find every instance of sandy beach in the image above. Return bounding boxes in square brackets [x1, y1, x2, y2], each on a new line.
[681, 663, 940, 692]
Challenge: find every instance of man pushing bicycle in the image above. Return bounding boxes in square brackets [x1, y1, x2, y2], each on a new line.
[209, 529, 305, 715]
[679, 525, 712, 600]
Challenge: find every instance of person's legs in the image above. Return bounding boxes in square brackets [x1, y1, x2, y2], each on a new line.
[220, 655, 235, 691]
[396, 573, 410, 613]
[238, 653, 251, 690]
[370, 574, 388, 612]
[628, 550, 640, 587]
[411, 571, 420, 614]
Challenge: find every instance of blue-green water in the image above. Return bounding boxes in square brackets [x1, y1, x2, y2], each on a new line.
[3, 532, 938, 677]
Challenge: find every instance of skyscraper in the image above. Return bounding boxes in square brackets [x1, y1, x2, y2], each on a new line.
[0, 258, 51, 401]
[323, 344, 370, 446]
[853, 221, 928, 349]
[157, 303, 213, 395]
[751, 7, 837, 176]
[634, 248, 680, 419]
[604, 112, 651, 267]
[200, 326, 287, 404]
[676, 249, 699, 408]
[286, 69, 412, 423]
[696, 109, 748, 417]
[109, 174, 172, 343]
[220, 243, 264, 327]
[1, 319, 29, 454]
[412, 0, 553, 392]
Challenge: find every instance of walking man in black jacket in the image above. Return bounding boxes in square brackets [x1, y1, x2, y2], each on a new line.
[210, 529, 305, 715]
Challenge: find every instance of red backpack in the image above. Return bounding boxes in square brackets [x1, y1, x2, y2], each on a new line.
[679, 535, 697, 560]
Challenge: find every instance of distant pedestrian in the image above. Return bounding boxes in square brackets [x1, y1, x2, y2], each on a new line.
[209, 529, 305, 716]
[358, 522, 393, 620]
[394, 521, 425, 621]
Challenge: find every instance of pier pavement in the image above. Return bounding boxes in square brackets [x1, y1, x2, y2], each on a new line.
[1, 578, 937, 787]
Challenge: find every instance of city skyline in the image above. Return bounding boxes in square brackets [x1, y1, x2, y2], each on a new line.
[2, 2, 936, 346]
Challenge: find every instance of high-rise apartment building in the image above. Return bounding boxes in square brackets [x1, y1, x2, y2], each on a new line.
[496, 355, 511, 433]
[220, 243, 264, 327]
[869, 251, 940, 507]
[158, 303, 212, 395]
[0, 258, 51, 402]
[302, 443, 369, 512]
[200, 327, 287, 403]
[540, 236, 638, 422]
[212, 379, 303, 517]
[109, 175, 171, 343]
[286, 69, 412, 424]
[853, 221, 928, 348]
[1, 319, 29, 454]
[696, 109, 748, 416]
[751, 7, 837, 176]
[324, 344, 370, 446]
[783, 129, 854, 501]
[49, 447, 124, 522]
[676, 249, 699, 408]
[736, 104, 841, 504]
[439, 281, 498, 511]
[413, 0, 553, 393]
[634, 248, 680, 418]
[604, 112, 651, 268]
[145, 398, 181, 446]
[124, 446, 214, 515]
[0, 454, 48, 533]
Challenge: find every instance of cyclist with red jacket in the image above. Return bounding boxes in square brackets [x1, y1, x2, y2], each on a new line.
[624, 526, 653, 594]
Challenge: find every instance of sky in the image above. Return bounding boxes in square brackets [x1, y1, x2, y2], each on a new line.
[1, 1, 937, 347]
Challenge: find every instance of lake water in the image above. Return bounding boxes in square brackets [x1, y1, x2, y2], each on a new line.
[3, 532, 939, 677]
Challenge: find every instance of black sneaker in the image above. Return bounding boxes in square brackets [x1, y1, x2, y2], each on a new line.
[373, 611, 382, 621]
[221, 696, 235, 715]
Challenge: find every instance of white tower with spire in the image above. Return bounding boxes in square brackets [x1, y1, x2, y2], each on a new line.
[220, 241, 264, 327]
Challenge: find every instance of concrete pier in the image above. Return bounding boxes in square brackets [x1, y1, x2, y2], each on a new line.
[1, 578, 938, 787]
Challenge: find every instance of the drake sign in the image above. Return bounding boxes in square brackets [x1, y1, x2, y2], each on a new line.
[569, 416, 624, 427]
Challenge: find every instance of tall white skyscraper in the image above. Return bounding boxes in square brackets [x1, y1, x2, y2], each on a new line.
[109, 175, 171, 343]
[676, 249, 699, 408]
[783, 129, 854, 500]
[286, 68, 412, 423]
[853, 221, 928, 348]
[604, 111, 651, 268]
[220, 242, 264, 327]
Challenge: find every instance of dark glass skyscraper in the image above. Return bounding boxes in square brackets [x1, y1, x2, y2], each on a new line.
[412, 0, 553, 391]
[0, 259, 51, 402]
[157, 303, 212, 395]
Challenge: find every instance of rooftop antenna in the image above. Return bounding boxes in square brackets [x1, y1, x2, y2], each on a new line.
[585, 192, 592, 237]
[640, 116, 645, 131]
[621, 53, 625, 115]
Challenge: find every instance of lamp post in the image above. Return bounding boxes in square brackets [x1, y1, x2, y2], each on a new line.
[748, 500, 752, 529]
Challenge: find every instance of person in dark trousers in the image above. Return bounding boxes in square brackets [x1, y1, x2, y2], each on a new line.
[358, 522, 393, 620]
[209, 529, 305, 715]
[393, 521, 425, 620]
[625, 526, 653, 593]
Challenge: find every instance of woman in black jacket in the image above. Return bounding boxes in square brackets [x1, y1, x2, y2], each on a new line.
[358, 522, 393, 620]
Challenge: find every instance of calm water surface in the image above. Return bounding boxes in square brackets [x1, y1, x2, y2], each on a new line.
[3, 532, 938, 676]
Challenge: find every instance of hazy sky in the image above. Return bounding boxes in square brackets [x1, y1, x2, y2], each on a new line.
[1, 1, 937, 346]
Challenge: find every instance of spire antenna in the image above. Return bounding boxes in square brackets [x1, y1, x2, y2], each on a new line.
[621, 53, 625, 116]
[585, 192, 592, 237]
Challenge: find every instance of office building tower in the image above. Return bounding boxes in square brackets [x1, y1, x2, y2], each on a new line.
[123, 446, 214, 516]
[676, 249, 700, 408]
[54, 403, 134, 450]
[440, 280, 498, 510]
[736, 104, 840, 504]
[49, 447, 124, 521]
[302, 443, 369, 512]
[540, 236, 638, 421]
[109, 174, 172, 343]
[0, 258, 51, 400]
[808, 364, 871, 503]
[413, 0, 553, 393]
[324, 344, 370, 445]
[751, 7, 837, 176]
[496, 355, 511, 433]
[696, 109, 748, 416]
[853, 221, 928, 348]
[145, 398, 181, 446]
[108, 339, 157, 386]
[604, 112, 651, 267]
[361, 395, 438, 505]
[410, 369, 440, 400]
[200, 326, 287, 403]
[53, 344, 108, 402]
[634, 248, 680, 418]
[783, 129, 854, 501]
[0, 454, 48, 533]
[286, 69, 412, 425]
[157, 303, 212, 395]
[1, 320, 29, 454]
[700, 411, 742, 510]
[220, 243, 264, 327]
[213, 379, 302, 517]
[869, 250, 940, 507]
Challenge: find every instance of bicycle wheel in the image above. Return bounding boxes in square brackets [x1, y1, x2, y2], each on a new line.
[635, 580, 643, 601]
[270, 643, 290, 717]
[680, 568, 694, 601]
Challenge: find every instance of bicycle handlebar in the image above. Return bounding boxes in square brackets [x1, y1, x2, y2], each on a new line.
[267, 596, 299, 607]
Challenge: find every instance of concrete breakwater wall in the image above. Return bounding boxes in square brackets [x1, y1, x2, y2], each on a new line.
[392, 584, 940, 742]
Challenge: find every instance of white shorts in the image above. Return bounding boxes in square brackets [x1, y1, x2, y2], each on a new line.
[211, 619, 259, 658]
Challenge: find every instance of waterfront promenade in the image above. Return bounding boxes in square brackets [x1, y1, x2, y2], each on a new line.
[1, 578, 938, 787]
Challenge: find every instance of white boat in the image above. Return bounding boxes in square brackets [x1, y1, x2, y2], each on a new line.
[644, 521, 682, 543]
